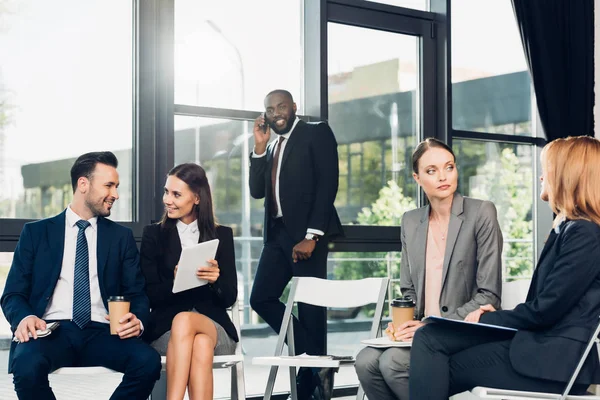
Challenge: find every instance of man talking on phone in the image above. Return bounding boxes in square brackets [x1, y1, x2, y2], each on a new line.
[249, 89, 343, 400]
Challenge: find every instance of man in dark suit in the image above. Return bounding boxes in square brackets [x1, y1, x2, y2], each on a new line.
[1, 151, 161, 400]
[249, 90, 343, 399]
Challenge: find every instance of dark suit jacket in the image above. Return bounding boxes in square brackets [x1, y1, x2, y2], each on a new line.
[400, 193, 503, 320]
[481, 219, 600, 385]
[249, 120, 343, 243]
[139, 223, 238, 343]
[0, 211, 149, 368]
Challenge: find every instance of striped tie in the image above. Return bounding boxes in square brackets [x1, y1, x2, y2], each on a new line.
[73, 219, 91, 329]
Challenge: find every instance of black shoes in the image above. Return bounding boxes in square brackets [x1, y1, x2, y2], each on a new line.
[290, 367, 337, 400]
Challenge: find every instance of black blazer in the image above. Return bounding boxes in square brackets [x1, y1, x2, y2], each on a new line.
[249, 120, 343, 243]
[140, 223, 238, 343]
[481, 219, 600, 385]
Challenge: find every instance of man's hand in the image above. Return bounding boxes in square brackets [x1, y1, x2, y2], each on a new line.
[292, 239, 316, 263]
[174, 264, 178, 278]
[385, 320, 424, 342]
[197, 259, 220, 283]
[464, 304, 497, 323]
[253, 113, 270, 155]
[15, 316, 46, 343]
[105, 312, 142, 339]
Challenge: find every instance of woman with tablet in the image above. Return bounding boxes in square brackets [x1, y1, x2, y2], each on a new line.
[140, 163, 238, 400]
[409, 136, 600, 398]
[355, 138, 503, 400]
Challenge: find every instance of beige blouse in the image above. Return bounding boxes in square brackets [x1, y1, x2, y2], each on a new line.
[424, 225, 445, 317]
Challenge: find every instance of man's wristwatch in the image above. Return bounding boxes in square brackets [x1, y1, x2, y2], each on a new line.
[305, 233, 320, 241]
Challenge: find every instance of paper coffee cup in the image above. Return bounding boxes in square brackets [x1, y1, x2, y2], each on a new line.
[108, 296, 130, 335]
[391, 296, 415, 329]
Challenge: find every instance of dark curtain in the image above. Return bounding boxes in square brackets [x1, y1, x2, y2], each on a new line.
[511, 0, 595, 141]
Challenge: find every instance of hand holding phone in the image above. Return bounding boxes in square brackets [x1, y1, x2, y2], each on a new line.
[13, 321, 60, 343]
[253, 113, 270, 153]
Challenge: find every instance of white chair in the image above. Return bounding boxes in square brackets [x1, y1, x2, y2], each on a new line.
[150, 298, 246, 400]
[252, 276, 389, 400]
[470, 317, 600, 400]
[501, 279, 531, 311]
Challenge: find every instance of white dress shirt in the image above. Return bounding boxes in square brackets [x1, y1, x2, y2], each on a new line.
[253, 117, 324, 237]
[176, 219, 200, 248]
[44, 206, 108, 324]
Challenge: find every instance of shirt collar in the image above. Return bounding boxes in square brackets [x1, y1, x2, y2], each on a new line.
[278, 117, 300, 141]
[176, 219, 199, 235]
[66, 205, 98, 230]
[554, 216, 566, 234]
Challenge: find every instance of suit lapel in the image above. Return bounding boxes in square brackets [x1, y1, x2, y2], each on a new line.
[279, 120, 305, 170]
[48, 211, 66, 288]
[441, 193, 464, 289]
[162, 225, 182, 270]
[96, 217, 111, 286]
[411, 206, 430, 308]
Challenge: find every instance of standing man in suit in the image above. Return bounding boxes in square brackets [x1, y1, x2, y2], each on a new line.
[1, 151, 161, 400]
[249, 90, 343, 399]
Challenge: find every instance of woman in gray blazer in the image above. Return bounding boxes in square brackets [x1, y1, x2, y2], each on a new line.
[355, 138, 503, 400]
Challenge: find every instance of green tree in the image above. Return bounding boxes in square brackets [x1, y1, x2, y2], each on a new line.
[468, 148, 534, 278]
[334, 180, 415, 282]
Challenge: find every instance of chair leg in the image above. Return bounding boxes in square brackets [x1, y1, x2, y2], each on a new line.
[230, 362, 246, 400]
[289, 366, 298, 400]
[356, 384, 365, 400]
[264, 365, 279, 400]
[150, 369, 167, 400]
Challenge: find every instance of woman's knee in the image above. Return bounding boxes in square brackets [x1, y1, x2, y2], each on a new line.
[192, 334, 215, 365]
[170, 312, 197, 337]
[379, 348, 411, 382]
[355, 347, 382, 379]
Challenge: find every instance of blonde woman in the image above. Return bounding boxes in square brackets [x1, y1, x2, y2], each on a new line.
[410, 136, 600, 399]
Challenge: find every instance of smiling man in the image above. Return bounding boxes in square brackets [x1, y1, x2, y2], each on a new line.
[1, 151, 161, 400]
[249, 90, 344, 400]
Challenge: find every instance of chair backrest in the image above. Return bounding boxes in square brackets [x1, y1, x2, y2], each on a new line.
[230, 298, 243, 356]
[501, 279, 531, 310]
[293, 277, 389, 308]
[274, 277, 389, 356]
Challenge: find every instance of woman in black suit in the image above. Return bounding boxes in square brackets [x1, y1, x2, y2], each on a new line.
[140, 163, 238, 400]
[409, 136, 600, 399]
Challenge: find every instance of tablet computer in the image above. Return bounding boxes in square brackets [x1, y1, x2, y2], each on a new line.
[423, 315, 517, 334]
[172, 239, 220, 293]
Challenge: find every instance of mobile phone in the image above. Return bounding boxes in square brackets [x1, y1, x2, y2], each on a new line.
[260, 113, 269, 133]
[12, 321, 60, 342]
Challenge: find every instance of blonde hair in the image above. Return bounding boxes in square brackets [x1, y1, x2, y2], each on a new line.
[542, 136, 600, 227]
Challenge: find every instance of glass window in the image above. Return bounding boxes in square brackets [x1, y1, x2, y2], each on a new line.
[174, 115, 263, 328]
[0, 252, 12, 339]
[174, 0, 303, 112]
[451, 0, 532, 135]
[0, 1, 133, 221]
[328, 23, 420, 225]
[453, 140, 535, 279]
[364, 0, 427, 11]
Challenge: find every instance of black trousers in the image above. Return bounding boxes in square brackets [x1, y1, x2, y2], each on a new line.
[10, 321, 161, 400]
[409, 323, 587, 400]
[250, 218, 328, 355]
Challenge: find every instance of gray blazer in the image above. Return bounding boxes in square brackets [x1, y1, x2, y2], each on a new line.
[400, 193, 503, 320]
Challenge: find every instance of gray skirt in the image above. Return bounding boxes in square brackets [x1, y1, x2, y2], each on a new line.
[151, 310, 237, 357]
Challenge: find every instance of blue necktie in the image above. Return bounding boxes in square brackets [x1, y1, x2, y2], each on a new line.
[73, 220, 91, 329]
